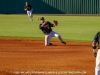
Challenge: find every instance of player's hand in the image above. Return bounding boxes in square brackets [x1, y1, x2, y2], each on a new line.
[24, 9, 27, 11]
[24, 7, 28, 11]
[41, 23, 46, 27]
[94, 52, 97, 57]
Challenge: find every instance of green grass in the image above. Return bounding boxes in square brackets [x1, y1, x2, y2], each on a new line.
[0, 14, 100, 42]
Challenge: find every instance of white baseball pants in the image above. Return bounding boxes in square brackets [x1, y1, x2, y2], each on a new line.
[27, 9, 33, 20]
[95, 49, 100, 75]
[45, 31, 63, 46]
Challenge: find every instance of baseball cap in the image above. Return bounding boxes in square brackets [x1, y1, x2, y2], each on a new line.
[40, 17, 44, 20]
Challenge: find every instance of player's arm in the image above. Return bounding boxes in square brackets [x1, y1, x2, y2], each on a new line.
[39, 24, 44, 29]
[92, 32, 99, 57]
[92, 41, 97, 57]
[47, 21, 57, 27]
[24, 6, 29, 11]
[24, 6, 27, 11]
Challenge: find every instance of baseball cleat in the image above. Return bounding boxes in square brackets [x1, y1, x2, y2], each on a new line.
[49, 43, 52, 45]
[30, 19, 33, 21]
[61, 41, 66, 45]
[46, 43, 53, 46]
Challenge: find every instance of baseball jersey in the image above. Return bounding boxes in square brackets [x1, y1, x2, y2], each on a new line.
[93, 31, 100, 49]
[25, 4, 32, 11]
[39, 21, 54, 35]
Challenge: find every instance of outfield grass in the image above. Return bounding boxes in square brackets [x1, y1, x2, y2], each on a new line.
[0, 14, 100, 42]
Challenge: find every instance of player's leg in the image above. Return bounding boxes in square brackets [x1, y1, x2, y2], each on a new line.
[27, 11, 33, 21]
[29, 9, 33, 20]
[95, 49, 100, 75]
[27, 11, 30, 16]
[50, 31, 66, 45]
[30, 9, 33, 17]
[45, 35, 51, 46]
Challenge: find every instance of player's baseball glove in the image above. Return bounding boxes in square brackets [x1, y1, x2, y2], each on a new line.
[25, 7, 28, 11]
[53, 20, 58, 26]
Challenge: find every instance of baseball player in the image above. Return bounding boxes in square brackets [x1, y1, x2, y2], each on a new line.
[24, 2, 33, 21]
[92, 31, 100, 75]
[39, 17, 66, 46]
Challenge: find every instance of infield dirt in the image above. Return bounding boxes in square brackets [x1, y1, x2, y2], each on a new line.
[0, 38, 95, 75]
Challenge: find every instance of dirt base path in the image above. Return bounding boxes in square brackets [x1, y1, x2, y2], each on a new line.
[0, 38, 95, 75]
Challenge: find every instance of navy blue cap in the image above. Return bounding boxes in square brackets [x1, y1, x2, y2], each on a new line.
[40, 17, 44, 20]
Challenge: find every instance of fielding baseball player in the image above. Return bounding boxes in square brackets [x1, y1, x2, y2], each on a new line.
[92, 31, 100, 75]
[24, 2, 33, 21]
[39, 17, 66, 46]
